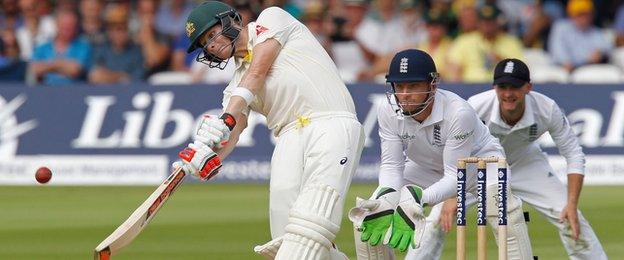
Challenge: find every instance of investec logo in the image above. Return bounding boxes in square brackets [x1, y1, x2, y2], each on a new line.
[476, 169, 486, 225]
[0, 95, 37, 157]
[456, 168, 466, 226]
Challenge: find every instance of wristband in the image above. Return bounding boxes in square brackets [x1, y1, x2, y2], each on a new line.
[220, 113, 237, 131]
[232, 87, 255, 106]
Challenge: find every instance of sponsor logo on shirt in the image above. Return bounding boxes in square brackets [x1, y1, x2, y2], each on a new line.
[255, 24, 269, 36]
[400, 133, 417, 140]
[454, 130, 474, 141]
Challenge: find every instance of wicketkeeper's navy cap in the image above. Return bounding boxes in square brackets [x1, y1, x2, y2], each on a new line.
[493, 58, 530, 88]
[386, 49, 437, 83]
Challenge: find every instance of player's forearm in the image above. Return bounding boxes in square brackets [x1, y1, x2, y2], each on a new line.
[566, 174, 584, 206]
[422, 175, 456, 206]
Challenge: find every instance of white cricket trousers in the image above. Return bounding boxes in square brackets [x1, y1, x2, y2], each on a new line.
[269, 111, 365, 239]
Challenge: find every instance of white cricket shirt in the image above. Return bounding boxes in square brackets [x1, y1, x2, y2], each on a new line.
[468, 89, 585, 175]
[222, 7, 356, 135]
[377, 89, 504, 205]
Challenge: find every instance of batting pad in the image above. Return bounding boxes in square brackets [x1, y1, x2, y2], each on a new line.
[486, 184, 534, 259]
[274, 185, 342, 260]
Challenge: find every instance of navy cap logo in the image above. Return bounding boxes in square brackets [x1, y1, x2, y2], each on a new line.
[504, 61, 514, 73]
[400, 57, 408, 73]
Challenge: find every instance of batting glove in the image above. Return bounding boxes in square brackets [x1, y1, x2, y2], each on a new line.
[173, 141, 222, 181]
[193, 113, 236, 149]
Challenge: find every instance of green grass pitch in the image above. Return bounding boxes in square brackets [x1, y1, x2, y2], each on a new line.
[1, 183, 621, 259]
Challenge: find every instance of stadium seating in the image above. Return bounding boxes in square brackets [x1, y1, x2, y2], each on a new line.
[524, 48, 554, 68]
[610, 47, 624, 72]
[530, 65, 570, 83]
[570, 64, 624, 83]
[148, 71, 193, 85]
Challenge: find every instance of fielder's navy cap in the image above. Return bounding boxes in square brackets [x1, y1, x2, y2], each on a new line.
[493, 58, 530, 88]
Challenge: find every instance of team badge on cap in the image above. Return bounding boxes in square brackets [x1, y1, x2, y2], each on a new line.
[504, 61, 514, 73]
[400, 58, 409, 73]
[186, 22, 195, 37]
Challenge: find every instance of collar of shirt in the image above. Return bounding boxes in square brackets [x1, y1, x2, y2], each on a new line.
[234, 22, 256, 70]
[418, 90, 444, 127]
[489, 94, 535, 130]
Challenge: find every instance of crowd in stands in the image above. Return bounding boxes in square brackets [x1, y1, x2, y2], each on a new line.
[1, 0, 623, 85]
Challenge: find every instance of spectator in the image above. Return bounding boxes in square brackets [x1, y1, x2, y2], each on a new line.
[418, 10, 453, 78]
[0, 0, 22, 31]
[56, 0, 78, 12]
[0, 28, 26, 81]
[326, 0, 371, 83]
[452, 0, 478, 37]
[155, 0, 193, 40]
[355, 0, 412, 81]
[30, 10, 91, 85]
[358, 0, 405, 57]
[447, 4, 524, 82]
[302, 1, 330, 50]
[499, 0, 565, 49]
[170, 31, 198, 72]
[89, 5, 144, 84]
[428, 0, 457, 35]
[233, 0, 258, 26]
[548, 0, 613, 71]
[612, 2, 624, 47]
[15, 0, 56, 60]
[135, 0, 171, 78]
[36, 0, 53, 16]
[79, 0, 106, 47]
[396, 0, 427, 49]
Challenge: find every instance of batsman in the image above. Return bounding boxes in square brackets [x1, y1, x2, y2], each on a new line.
[173, 1, 364, 259]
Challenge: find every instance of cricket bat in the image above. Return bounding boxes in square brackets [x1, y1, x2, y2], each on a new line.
[94, 167, 186, 260]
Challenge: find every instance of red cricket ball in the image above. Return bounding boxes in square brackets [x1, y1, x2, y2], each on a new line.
[35, 167, 52, 184]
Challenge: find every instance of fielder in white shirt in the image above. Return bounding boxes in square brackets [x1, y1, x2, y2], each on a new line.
[465, 59, 605, 259]
[349, 49, 533, 260]
[409, 58, 607, 259]
[174, 2, 365, 259]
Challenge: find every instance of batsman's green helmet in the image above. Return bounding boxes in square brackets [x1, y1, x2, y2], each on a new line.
[186, 1, 238, 53]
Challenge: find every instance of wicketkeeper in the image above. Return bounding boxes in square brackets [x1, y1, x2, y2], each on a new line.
[173, 1, 365, 259]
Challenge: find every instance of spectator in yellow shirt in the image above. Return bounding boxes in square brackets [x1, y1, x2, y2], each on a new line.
[418, 10, 453, 80]
[447, 4, 524, 82]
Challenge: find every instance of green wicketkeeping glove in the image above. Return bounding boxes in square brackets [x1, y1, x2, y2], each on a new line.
[348, 187, 400, 246]
[389, 185, 427, 252]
